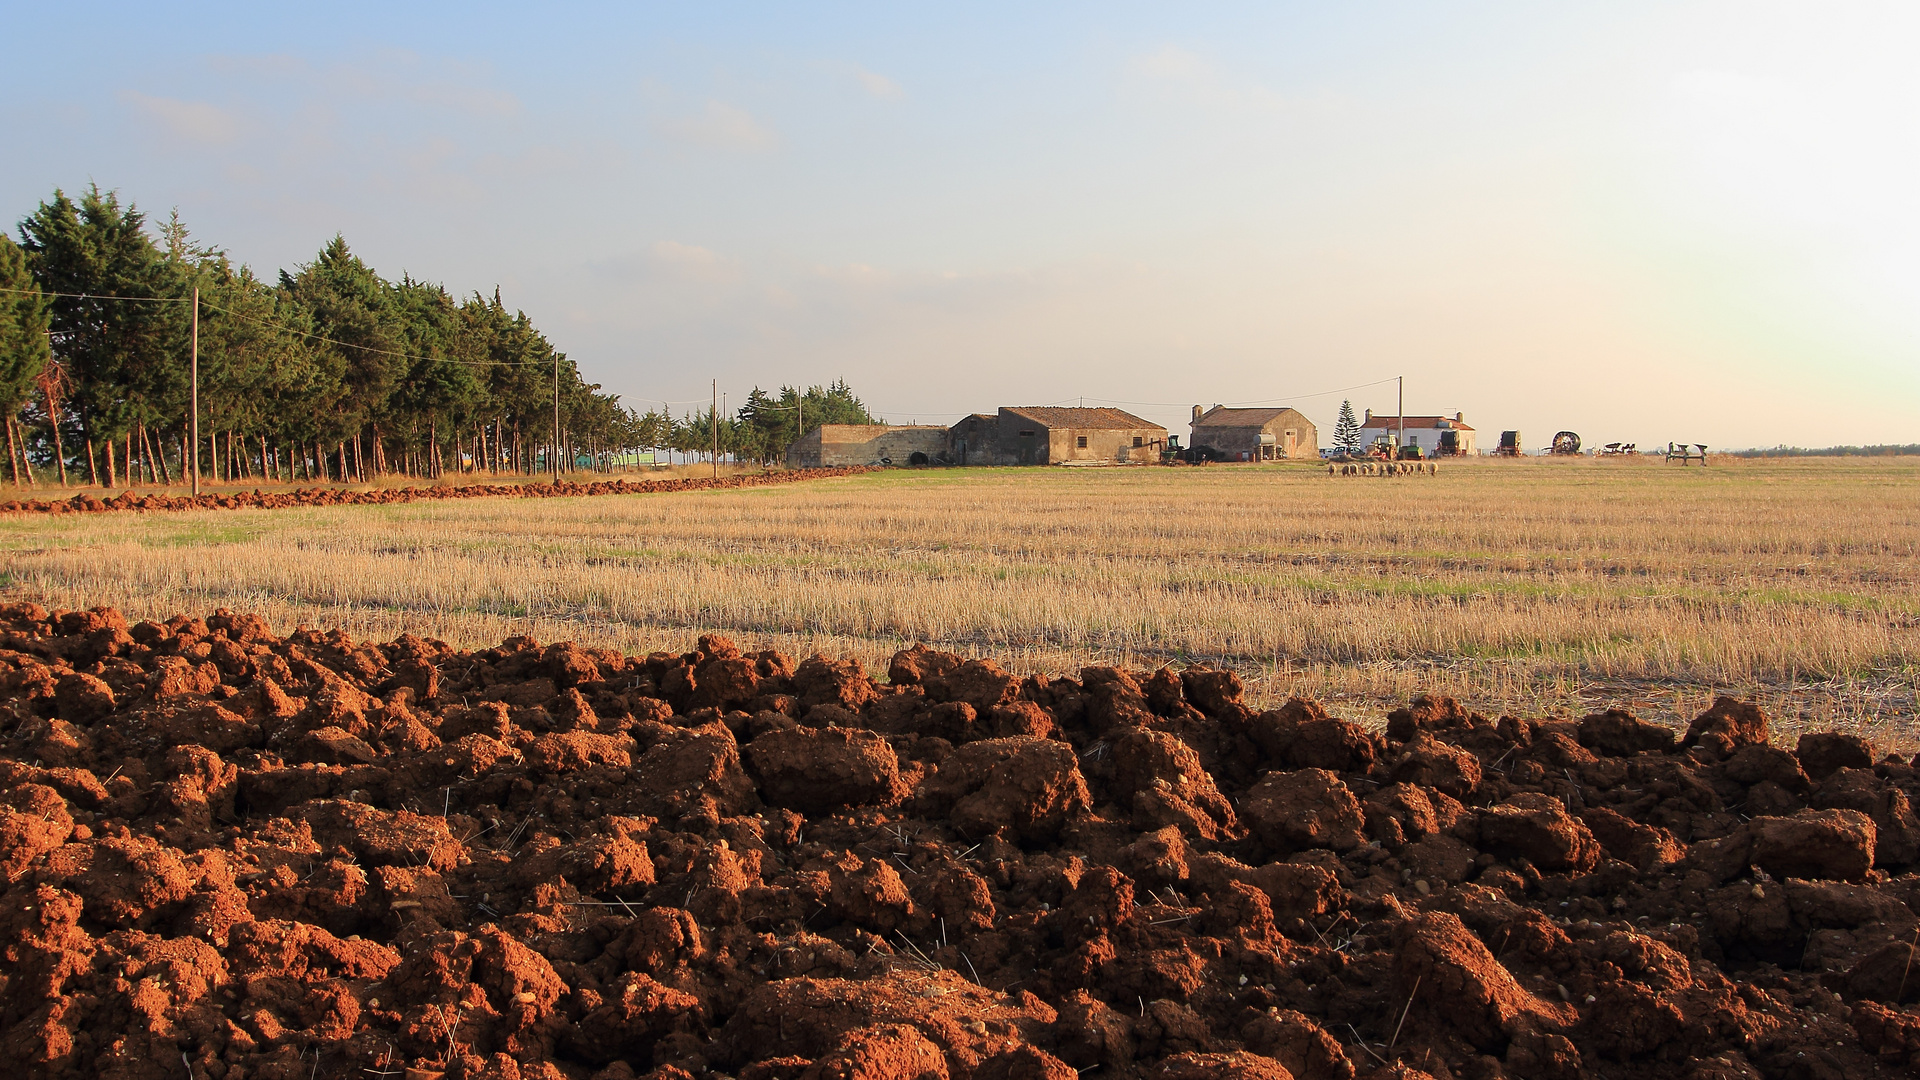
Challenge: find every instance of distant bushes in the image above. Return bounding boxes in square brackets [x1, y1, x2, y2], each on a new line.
[1725, 445, 1920, 458]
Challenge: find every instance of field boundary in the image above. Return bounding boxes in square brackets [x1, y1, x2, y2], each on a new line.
[0, 465, 876, 516]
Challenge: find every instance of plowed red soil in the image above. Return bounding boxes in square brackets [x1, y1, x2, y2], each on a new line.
[4, 605, 1920, 1080]
[0, 467, 873, 516]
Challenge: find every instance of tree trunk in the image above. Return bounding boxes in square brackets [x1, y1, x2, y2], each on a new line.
[44, 386, 67, 486]
[22, 420, 39, 485]
[15, 419, 37, 486]
[85, 436, 97, 487]
[5, 418, 20, 487]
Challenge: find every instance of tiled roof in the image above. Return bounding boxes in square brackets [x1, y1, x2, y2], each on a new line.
[1360, 415, 1475, 431]
[1000, 406, 1163, 430]
[1193, 407, 1303, 426]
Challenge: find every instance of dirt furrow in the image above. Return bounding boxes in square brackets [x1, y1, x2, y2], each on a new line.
[2, 604, 1918, 1079]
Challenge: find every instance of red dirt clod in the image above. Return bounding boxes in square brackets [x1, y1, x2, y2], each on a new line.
[1240, 768, 1365, 855]
[1749, 807, 1878, 882]
[2, 611, 1916, 1079]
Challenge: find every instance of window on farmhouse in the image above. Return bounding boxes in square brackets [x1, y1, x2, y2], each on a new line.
[1076, 436, 1088, 448]
[1132, 436, 1144, 447]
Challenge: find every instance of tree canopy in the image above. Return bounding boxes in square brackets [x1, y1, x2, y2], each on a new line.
[4, 184, 872, 486]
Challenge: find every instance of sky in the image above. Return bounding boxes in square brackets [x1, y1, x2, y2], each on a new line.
[4, 2, 1918, 449]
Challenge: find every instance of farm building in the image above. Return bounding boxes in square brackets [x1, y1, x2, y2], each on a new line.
[947, 414, 999, 466]
[784, 424, 950, 468]
[960, 406, 1167, 466]
[1189, 405, 1319, 461]
[1358, 410, 1477, 456]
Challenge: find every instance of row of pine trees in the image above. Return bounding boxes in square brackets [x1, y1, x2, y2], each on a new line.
[0, 185, 880, 488]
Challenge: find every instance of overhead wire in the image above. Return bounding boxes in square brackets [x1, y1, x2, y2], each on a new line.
[2, 289, 1404, 413]
[0, 285, 189, 303]
[0, 284, 554, 368]
[1077, 376, 1403, 409]
[199, 299, 550, 368]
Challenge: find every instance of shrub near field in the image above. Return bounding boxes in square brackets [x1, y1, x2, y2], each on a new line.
[0, 455, 1916, 743]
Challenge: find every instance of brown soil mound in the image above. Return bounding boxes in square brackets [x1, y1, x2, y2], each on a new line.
[0, 467, 873, 516]
[3, 605, 1919, 1079]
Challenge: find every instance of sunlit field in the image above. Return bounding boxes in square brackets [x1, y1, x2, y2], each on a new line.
[3, 455, 1916, 745]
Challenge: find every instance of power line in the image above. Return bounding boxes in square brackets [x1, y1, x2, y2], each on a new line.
[0, 284, 552, 368]
[199, 300, 550, 368]
[1078, 376, 1403, 410]
[0, 285, 189, 303]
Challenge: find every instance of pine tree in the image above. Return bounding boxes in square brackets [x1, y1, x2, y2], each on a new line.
[0, 236, 50, 418]
[1335, 399, 1362, 455]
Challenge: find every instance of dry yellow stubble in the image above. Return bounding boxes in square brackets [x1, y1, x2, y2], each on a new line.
[2, 455, 1915, 745]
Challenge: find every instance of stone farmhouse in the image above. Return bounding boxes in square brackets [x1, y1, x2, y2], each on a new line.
[1189, 405, 1319, 461]
[784, 407, 1169, 467]
[957, 407, 1167, 466]
[1357, 410, 1477, 456]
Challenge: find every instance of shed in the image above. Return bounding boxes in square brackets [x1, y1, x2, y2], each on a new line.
[947, 414, 999, 466]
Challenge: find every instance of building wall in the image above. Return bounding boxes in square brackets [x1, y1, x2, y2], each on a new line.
[1052, 426, 1164, 464]
[988, 411, 1165, 465]
[948, 416, 998, 465]
[785, 425, 950, 468]
[1358, 424, 1477, 456]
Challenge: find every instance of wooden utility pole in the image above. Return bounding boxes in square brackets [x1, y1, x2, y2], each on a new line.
[1396, 375, 1404, 461]
[710, 379, 718, 479]
[552, 351, 561, 479]
[190, 287, 200, 495]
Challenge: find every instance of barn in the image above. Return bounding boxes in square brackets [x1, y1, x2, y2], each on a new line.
[1189, 405, 1319, 461]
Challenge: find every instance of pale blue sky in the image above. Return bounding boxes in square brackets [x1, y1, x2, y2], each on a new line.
[5, 2, 1917, 447]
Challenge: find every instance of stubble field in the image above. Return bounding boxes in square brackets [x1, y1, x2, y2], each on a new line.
[1, 455, 1916, 745]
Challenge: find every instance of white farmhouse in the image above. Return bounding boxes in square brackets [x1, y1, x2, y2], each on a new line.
[1357, 410, 1477, 456]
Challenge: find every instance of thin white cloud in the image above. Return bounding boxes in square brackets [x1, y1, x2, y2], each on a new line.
[852, 66, 902, 99]
[407, 81, 521, 118]
[205, 51, 521, 118]
[205, 53, 309, 79]
[651, 240, 740, 283]
[118, 91, 242, 144]
[652, 100, 778, 151]
[1127, 45, 1284, 112]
